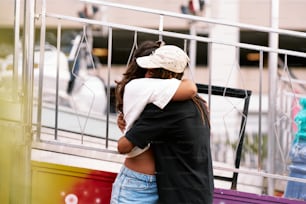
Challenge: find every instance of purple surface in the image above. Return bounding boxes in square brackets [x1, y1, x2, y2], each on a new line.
[213, 188, 306, 204]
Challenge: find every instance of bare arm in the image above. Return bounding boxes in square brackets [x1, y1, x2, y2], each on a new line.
[172, 79, 197, 101]
[117, 136, 134, 154]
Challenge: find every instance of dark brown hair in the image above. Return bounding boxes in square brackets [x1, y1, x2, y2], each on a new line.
[148, 68, 183, 80]
[115, 40, 162, 112]
[192, 95, 210, 127]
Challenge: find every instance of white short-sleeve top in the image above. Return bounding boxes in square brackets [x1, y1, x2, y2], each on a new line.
[123, 78, 181, 157]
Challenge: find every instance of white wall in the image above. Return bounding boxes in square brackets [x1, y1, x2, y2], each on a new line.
[1, 0, 306, 30]
[239, 0, 306, 30]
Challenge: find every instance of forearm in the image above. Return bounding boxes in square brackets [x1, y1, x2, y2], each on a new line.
[172, 79, 197, 100]
[117, 136, 135, 154]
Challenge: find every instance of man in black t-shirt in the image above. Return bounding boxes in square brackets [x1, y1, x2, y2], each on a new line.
[123, 99, 214, 204]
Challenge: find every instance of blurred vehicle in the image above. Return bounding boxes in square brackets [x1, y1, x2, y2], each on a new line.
[0, 43, 107, 116]
[0, 43, 70, 95]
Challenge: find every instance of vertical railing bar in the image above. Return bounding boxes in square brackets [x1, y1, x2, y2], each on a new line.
[105, 27, 113, 148]
[22, 0, 35, 129]
[207, 41, 212, 119]
[258, 50, 264, 170]
[159, 15, 164, 41]
[22, 0, 36, 202]
[13, 0, 21, 100]
[54, 22, 62, 140]
[278, 55, 285, 173]
[36, 0, 46, 140]
[183, 39, 187, 51]
[185, 39, 195, 83]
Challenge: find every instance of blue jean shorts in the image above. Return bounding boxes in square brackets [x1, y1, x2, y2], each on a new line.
[110, 165, 158, 204]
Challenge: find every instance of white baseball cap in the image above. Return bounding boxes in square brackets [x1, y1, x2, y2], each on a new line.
[136, 45, 190, 73]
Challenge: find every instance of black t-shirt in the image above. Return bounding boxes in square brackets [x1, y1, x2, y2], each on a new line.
[126, 100, 214, 204]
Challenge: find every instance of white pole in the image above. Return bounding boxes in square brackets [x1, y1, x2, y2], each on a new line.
[189, 22, 197, 74]
[267, 0, 279, 196]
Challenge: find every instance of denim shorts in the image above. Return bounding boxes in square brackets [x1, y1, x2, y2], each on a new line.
[110, 165, 158, 204]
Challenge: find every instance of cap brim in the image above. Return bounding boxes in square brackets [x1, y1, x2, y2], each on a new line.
[136, 56, 161, 69]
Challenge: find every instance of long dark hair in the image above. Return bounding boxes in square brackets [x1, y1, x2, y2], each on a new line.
[192, 95, 210, 128]
[115, 40, 163, 112]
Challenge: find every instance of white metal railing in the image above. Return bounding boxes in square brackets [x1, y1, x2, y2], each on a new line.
[13, 0, 306, 198]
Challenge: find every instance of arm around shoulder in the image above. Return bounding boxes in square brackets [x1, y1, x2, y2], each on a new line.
[172, 79, 197, 101]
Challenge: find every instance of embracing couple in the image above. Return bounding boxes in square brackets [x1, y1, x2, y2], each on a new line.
[110, 40, 214, 204]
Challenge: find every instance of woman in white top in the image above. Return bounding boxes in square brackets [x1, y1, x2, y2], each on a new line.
[110, 41, 196, 204]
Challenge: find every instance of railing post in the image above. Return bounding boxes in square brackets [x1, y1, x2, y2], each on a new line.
[36, 0, 46, 140]
[19, 0, 36, 202]
[267, 0, 279, 196]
